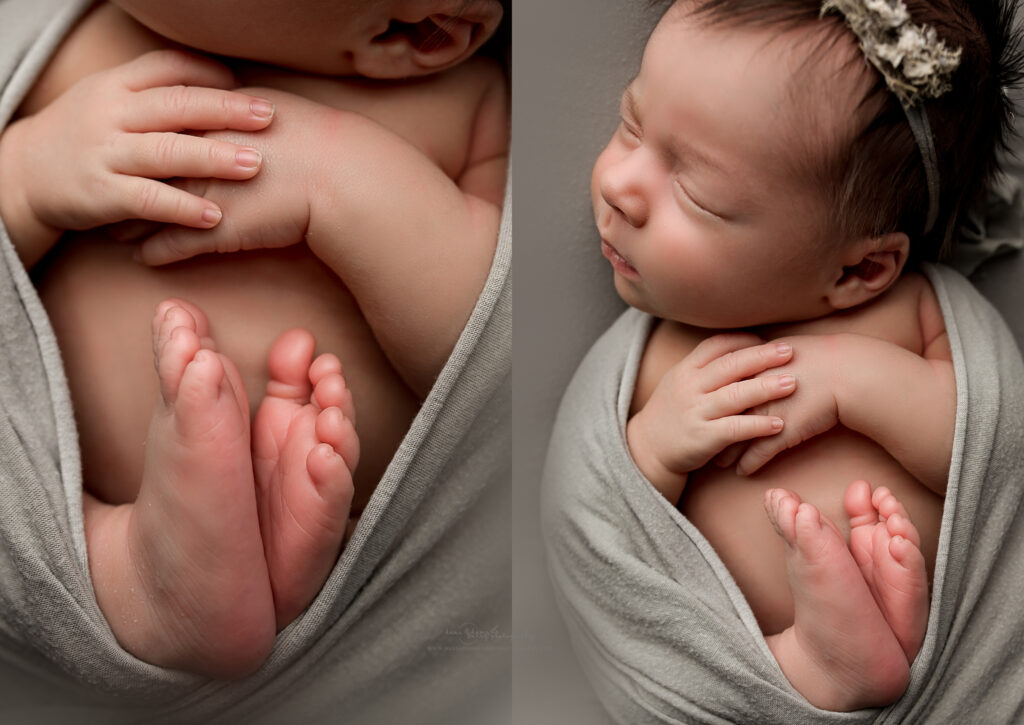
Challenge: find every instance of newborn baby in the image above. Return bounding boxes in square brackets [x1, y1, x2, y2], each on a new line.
[587, 0, 1006, 711]
[0, 0, 506, 678]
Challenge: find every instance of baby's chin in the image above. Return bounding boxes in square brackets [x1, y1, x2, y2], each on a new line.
[613, 278, 766, 331]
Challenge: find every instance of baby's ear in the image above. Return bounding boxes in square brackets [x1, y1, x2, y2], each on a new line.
[827, 231, 910, 310]
[355, 2, 503, 78]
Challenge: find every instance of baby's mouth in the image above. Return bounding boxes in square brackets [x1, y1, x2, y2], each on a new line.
[601, 240, 640, 278]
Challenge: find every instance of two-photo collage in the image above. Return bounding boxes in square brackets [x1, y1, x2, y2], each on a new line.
[1, 0, 1023, 723]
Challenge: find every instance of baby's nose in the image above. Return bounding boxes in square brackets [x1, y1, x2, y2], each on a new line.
[599, 164, 648, 228]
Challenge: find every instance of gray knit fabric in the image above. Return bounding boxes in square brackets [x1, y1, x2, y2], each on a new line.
[543, 263, 1024, 724]
[0, 1, 510, 722]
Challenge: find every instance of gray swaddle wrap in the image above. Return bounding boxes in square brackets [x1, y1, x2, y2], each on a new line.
[0, 1, 510, 722]
[543, 263, 1024, 724]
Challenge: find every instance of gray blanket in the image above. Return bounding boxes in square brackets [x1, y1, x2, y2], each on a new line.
[0, 1, 510, 722]
[542, 263, 1024, 724]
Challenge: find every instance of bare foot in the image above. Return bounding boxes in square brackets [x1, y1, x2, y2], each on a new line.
[845, 480, 929, 661]
[253, 329, 358, 629]
[86, 299, 275, 678]
[762, 488, 910, 711]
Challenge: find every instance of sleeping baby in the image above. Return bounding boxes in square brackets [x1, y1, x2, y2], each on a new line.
[0, 0, 506, 679]
[561, 0, 1013, 712]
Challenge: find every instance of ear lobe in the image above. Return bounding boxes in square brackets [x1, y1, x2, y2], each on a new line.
[356, 4, 502, 78]
[828, 232, 909, 309]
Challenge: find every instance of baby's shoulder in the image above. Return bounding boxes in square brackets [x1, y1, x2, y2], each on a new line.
[759, 271, 939, 353]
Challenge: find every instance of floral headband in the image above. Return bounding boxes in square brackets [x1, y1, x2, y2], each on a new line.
[822, 0, 962, 235]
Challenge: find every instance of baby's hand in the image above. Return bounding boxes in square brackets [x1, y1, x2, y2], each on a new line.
[129, 89, 335, 266]
[719, 334, 841, 476]
[627, 333, 796, 501]
[0, 50, 276, 265]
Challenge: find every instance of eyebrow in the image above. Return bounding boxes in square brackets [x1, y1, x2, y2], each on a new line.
[622, 82, 729, 177]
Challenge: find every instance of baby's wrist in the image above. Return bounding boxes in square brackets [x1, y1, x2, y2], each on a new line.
[0, 119, 61, 267]
[626, 413, 687, 502]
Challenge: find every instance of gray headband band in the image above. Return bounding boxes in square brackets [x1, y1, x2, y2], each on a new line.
[821, 0, 962, 235]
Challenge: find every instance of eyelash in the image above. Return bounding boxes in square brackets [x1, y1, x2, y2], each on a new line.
[673, 179, 721, 220]
[619, 117, 641, 144]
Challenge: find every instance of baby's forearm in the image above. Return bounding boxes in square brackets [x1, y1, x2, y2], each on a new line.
[833, 333, 955, 493]
[305, 111, 500, 399]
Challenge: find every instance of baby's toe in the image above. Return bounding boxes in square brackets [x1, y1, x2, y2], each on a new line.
[266, 328, 316, 402]
[157, 316, 202, 405]
[315, 407, 360, 473]
[306, 444, 355, 522]
[764, 488, 801, 543]
[872, 487, 909, 521]
[309, 353, 342, 386]
[156, 298, 211, 337]
[844, 480, 879, 529]
[312, 372, 355, 422]
[885, 513, 921, 549]
[177, 349, 226, 411]
[887, 534, 925, 571]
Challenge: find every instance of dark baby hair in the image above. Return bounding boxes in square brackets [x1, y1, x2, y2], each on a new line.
[677, 0, 1024, 264]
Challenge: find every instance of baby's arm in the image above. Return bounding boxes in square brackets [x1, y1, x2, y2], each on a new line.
[735, 312, 954, 493]
[0, 50, 275, 269]
[626, 334, 797, 504]
[833, 296, 954, 492]
[135, 75, 508, 399]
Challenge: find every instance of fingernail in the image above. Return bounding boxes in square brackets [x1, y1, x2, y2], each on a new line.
[236, 148, 262, 168]
[776, 343, 792, 355]
[202, 207, 222, 226]
[250, 99, 275, 119]
[771, 417, 784, 430]
[778, 374, 796, 389]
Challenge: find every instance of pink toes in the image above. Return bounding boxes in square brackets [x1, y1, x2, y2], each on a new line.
[885, 513, 921, 550]
[872, 486, 910, 521]
[843, 480, 877, 528]
[311, 363, 356, 423]
[153, 304, 203, 405]
[315, 407, 360, 473]
[266, 328, 316, 402]
[764, 488, 801, 542]
[306, 443, 355, 508]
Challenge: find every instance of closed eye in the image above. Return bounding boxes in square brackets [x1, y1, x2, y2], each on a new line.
[619, 118, 641, 145]
[674, 179, 725, 220]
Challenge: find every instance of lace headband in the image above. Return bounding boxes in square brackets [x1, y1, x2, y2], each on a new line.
[821, 0, 962, 235]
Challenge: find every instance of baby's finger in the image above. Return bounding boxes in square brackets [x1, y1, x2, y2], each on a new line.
[735, 436, 789, 476]
[688, 333, 764, 369]
[117, 176, 222, 231]
[119, 49, 236, 93]
[714, 442, 745, 468]
[135, 226, 223, 266]
[106, 219, 163, 243]
[126, 86, 275, 132]
[702, 341, 794, 392]
[115, 132, 263, 180]
[708, 415, 784, 453]
[704, 373, 796, 418]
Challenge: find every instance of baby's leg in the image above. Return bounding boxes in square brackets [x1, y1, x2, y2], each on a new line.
[253, 329, 358, 630]
[762, 488, 911, 711]
[85, 299, 275, 678]
[845, 481, 929, 661]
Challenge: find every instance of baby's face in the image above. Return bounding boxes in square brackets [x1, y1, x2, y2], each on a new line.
[591, 3, 865, 328]
[110, 0, 501, 77]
